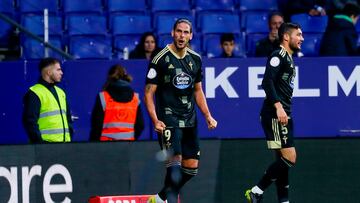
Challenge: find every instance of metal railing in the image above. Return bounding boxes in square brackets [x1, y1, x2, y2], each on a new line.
[0, 11, 74, 60]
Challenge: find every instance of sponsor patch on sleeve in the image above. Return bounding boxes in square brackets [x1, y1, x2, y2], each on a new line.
[270, 56, 280, 67]
[147, 68, 157, 79]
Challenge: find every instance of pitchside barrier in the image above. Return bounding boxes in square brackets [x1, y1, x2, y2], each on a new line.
[1, 57, 360, 144]
[88, 195, 152, 203]
[0, 139, 359, 202]
[88, 195, 180, 203]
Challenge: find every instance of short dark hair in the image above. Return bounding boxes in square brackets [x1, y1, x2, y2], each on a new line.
[38, 57, 60, 72]
[342, 2, 360, 17]
[268, 11, 284, 24]
[278, 22, 301, 42]
[220, 33, 235, 44]
[172, 18, 193, 33]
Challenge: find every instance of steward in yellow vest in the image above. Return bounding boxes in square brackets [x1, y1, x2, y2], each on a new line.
[23, 58, 73, 143]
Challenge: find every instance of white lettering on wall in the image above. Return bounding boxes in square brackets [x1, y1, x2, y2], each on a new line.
[205, 67, 239, 98]
[0, 167, 18, 203]
[0, 164, 73, 203]
[22, 165, 41, 203]
[248, 66, 265, 98]
[329, 65, 360, 96]
[293, 66, 320, 97]
[203, 65, 360, 99]
[43, 164, 73, 203]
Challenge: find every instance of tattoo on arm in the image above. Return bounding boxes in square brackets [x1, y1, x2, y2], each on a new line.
[145, 84, 152, 92]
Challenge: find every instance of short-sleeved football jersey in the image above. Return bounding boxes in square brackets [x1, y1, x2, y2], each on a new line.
[146, 45, 202, 128]
[261, 45, 296, 117]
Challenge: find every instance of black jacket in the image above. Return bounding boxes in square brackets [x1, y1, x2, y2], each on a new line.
[255, 37, 280, 57]
[320, 15, 359, 56]
[89, 80, 144, 141]
[22, 78, 73, 143]
[217, 52, 236, 58]
[129, 47, 162, 60]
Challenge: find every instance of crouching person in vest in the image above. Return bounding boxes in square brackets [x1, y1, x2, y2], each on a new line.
[22, 57, 73, 143]
[90, 64, 145, 141]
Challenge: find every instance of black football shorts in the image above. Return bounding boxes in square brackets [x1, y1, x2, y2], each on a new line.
[261, 116, 294, 149]
[158, 127, 200, 160]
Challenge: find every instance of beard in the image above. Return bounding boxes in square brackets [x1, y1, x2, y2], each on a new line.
[50, 75, 61, 83]
[289, 41, 301, 52]
[173, 39, 188, 50]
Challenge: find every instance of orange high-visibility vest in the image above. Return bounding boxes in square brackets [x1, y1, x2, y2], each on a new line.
[99, 91, 140, 141]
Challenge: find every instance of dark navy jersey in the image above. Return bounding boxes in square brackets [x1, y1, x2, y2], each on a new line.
[261, 46, 296, 117]
[146, 45, 202, 127]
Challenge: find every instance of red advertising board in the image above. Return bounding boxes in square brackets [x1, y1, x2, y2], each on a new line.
[89, 195, 180, 203]
[89, 195, 151, 203]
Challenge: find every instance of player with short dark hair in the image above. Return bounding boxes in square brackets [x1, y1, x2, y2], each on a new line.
[245, 22, 304, 203]
[145, 18, 217, 203]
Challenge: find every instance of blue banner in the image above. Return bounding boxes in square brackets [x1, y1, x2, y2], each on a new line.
[0, 57, 359, 144]
[198, 57, 360, 138]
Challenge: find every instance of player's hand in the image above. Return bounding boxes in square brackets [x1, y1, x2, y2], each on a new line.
[154, 120, 166, 134]
[206, 116, 217, 130]
[276, 107, 288, 126]
[275, 102, 288, 126]
[308, 9, 319, 16]
[320, 9, 326, 16]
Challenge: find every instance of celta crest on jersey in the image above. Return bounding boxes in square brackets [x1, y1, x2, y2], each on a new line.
[173, 72, 192, 89]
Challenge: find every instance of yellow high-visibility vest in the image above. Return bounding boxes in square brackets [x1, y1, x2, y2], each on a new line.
[30, 84, 71, 142]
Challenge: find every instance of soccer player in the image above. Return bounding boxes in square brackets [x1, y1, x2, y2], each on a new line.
[144, 18, 217, 203]
[245, 22, 304, 203]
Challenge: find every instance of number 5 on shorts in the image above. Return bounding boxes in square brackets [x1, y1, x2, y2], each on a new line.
[281, 125, 288, 135]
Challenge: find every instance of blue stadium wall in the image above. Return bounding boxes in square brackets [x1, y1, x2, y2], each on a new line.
[0, 57, 359, 144]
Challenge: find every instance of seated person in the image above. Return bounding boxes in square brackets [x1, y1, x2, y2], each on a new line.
[218, 33, 237, 58]
[320, 2, 360, 56]
[326, 0, 359, 17]
[280, 0, 327, 21]
[129, 32, 162, 60]
[255, 11, 284, 57]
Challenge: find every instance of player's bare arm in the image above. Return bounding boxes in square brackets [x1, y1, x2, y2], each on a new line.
[274, 102, 288, 125]
[144, 84, 166, 133]
[194, 82, 217, 129]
